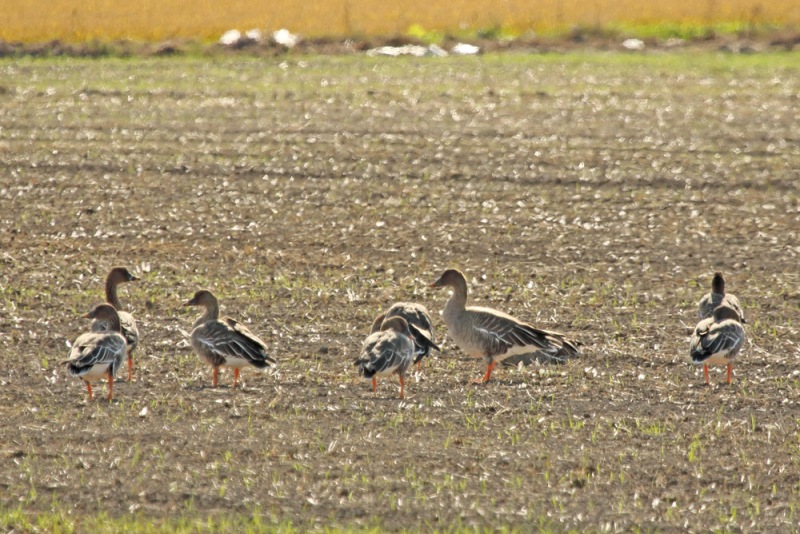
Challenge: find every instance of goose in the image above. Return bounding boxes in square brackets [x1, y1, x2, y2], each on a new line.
[62, 304, 127, 401]
[698, 272, 745, 323]
[690, 302, 745, 385]
[370, 302, 440, 370]
[183, 290, 276, 388]
[430, 269, 579, 383]
[91, 267, 140, 381]
[356, 316, 436, 399]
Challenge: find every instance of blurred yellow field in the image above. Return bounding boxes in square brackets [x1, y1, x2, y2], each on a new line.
[1, 0, 798, 42]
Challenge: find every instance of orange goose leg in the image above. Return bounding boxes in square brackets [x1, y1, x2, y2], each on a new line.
[107, 372, 114, 401]
[473, 361, 497, 384]
[127, 352, 134, 382]
[212, 367, 219, 388]
[703, 364, 710, 386]
[85, 382, 94, 401]
[371, 377, 377, 397]
[233, 368, 240, 388]
[399, 375, 405, 399]
[726, 364, 733, 384]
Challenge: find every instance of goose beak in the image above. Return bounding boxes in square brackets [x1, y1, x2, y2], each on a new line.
[182, 298, 196, 307]
[129, 274, 140, 282]
[429, 276, 443, 288]
[81, 311, 92, 319]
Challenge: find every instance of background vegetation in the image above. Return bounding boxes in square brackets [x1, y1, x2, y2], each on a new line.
[0, 0, 797, 43]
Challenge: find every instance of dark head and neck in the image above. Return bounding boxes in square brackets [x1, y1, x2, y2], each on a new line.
[711, 272, 725, 295]
[184, 290, 220, 326]
[105, 267, 139, 310]
[430, 269, 468, 297]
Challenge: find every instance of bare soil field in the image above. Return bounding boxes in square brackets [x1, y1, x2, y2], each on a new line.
[0, 53, 799, 531]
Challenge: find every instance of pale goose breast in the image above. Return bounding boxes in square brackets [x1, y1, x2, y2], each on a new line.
[118, 311, 139, 351]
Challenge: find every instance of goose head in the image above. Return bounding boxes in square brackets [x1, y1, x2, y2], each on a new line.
[183, 289, 218, 309]
[429, 268, 466, 289]
[108, 267, 139, 285]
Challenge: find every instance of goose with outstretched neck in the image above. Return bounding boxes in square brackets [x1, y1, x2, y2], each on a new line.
[430, 269, 579, 383]
[90, 267, 140, 381]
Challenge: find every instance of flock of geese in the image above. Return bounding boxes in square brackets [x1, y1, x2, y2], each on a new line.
[62, 267, 746, 401]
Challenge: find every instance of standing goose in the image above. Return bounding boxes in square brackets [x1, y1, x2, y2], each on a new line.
[356, 316, 433, 399]
[91, 267, 140, 381]
[184, 290, 276, 388]
[698, 272, 745, 323]
[62, 304, 127, 401]
[370, 302, 440, 371]
[690, 302, 745, 385]
[430, 269, 579, 383]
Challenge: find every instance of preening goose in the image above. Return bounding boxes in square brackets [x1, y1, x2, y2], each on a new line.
[430, 269, 579, 383]
[370, 302, 440, 370]
[184, 290, 276, 388]
[690, 302, 745, 385]
[91, 267, 140, 381]
[356, 316, 435, 399]
[63, 304, 127, 401]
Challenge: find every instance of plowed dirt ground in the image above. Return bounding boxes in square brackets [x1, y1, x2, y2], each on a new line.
[1, 53, 799, 531]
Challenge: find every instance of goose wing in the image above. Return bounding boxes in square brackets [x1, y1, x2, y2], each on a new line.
[373, 303, 438, 362]
[118, 311, 139, 349]
[63, 332, 126, 372]
[690, 319, 744, 363]
[389, 303, 438, 359]
[91, 312, 139, 349]
[468, 307, 564, 358]
[698, 293, 745, 324]
[408, 323, 441, 363]
[386, 303, 434, 336]
[356, 330, 413, 377]
[192, 319, 275, 368]
[722, 294, 746, 324]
